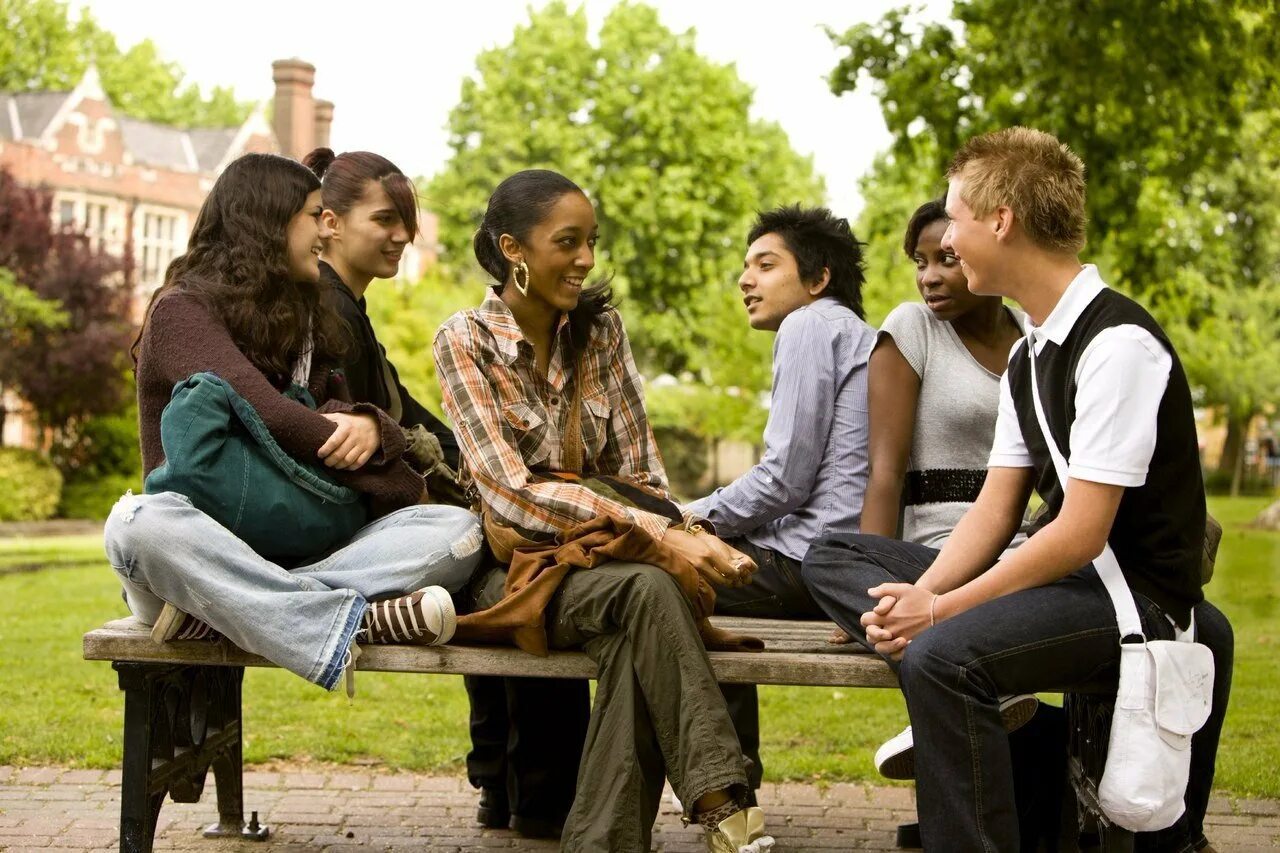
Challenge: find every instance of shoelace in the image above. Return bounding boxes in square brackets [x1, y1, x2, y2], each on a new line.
[364, 592, 443, 643]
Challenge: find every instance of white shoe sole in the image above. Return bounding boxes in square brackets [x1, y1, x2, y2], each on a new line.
[875, 695, 1040, 780]
[421, 586, 457, 645]
[149, 602, 185, 643]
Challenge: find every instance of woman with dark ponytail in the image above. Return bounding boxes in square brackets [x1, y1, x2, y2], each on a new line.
[103, 153, 484, 693]
[434, 170, 776, 853]
[302, 147, 461, 481]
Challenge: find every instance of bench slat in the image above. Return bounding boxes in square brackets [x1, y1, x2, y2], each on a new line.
[84, 616, 897, 689]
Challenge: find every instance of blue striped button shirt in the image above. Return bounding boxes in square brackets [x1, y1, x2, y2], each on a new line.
[686, 298, 875, 562]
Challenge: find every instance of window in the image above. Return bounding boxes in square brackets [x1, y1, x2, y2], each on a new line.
[137, 210, 184, 289]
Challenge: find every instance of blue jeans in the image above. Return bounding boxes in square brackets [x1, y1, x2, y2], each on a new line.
[104, 491, 484, 690]
[802, 533, 1233, 853]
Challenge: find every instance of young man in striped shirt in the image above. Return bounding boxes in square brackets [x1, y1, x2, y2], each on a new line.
[685, 205, 877, 794]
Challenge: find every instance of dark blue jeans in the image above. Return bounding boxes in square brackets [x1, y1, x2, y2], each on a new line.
[716, 537, 827, 791]
[802, 533, 1233, 853]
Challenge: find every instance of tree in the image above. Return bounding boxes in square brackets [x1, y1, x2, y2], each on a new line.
[426, 1, 824, 386]
[1136, 109, 1280, 493]
[832, 1, 1280, 478]
[0, 0, 250, 127]
[0, 168, 132, 458]
[829, 0, 1277, 275]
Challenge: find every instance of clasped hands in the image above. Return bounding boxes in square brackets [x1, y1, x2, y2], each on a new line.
[859, 582, 939, 660]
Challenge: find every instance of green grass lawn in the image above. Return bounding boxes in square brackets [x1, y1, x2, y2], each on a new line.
[1, 497, 1276, 797]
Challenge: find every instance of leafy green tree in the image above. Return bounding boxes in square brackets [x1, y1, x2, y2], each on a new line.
[0, 266, 67, 437]
[427, 1, 825, 386]
[364, 270, 484, 416]
[0, 0, 249, 127]
[1131, 109, 1280, 494]
[833, 1, 1280, 478]
[829, 0, 1276, 267]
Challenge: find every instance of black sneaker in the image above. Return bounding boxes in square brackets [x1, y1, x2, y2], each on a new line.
[476, 787, 509, 829]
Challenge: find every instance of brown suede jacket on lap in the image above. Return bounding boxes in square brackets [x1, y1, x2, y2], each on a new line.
[455, 514, 764, 656]
[136, 291, 424, 517]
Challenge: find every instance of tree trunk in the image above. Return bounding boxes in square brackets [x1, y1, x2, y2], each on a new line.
[1219, 414, 1247, 496]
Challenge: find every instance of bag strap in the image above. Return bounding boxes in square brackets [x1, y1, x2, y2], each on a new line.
[1024, 335, 1146, 640]
[561, 356, 586, 475]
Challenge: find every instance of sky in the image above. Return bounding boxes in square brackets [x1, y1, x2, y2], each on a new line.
[73, 0, 952, 218]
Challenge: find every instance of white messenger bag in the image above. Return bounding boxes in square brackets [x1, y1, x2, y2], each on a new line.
[1026, 336, 1214, 832]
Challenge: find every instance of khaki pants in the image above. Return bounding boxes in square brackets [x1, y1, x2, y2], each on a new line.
[473, 561, 748, 852]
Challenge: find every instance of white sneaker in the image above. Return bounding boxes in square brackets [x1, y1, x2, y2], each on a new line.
[874, 694, 1040, 780]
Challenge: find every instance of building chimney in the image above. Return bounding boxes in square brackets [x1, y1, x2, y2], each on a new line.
[271, 58, 316, 160]
[313, 99, 335, 151]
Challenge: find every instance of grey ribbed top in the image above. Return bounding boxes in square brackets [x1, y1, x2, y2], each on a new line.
[879, 302, 1029, 551]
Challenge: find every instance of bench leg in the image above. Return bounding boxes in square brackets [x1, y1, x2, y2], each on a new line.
[113, 663, 269, 853]
[1065, 693, 1134, 853]
[201, 667, 268, 840]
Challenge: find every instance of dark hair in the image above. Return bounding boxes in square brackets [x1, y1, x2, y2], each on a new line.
[302, 147, 419, 238]
[747, 205, 866, 319]
[133, 152, 349, 382]
[473, 169, 614, 363]
[903, 198, 948, 258]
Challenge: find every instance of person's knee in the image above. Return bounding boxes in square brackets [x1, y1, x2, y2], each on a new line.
[439, 507, 483, 563]
[104, 491, 188, 568]
[1195, 600, 1234, 657]
[624, 562, 688, 609]
[801, 536, 854, 589]
[897, 629, 954, 693]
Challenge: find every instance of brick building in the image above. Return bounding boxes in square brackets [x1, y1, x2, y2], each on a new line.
[1, 58, 438, 447]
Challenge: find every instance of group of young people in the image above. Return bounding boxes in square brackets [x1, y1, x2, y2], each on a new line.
[102, 125, 1232, 853]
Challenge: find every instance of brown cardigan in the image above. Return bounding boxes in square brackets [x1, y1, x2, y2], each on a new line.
[136, 291, 424, 516]
[454, 514, 763, 655]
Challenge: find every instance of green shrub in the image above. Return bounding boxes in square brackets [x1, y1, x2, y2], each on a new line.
[52, 403, 141, 481]
[1202, 468, 1277, 497]
[57, 473, 140, 520]
[0, 448, 63, 522]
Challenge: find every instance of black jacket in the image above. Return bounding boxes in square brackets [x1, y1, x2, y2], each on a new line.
[322, 261, 461, 468]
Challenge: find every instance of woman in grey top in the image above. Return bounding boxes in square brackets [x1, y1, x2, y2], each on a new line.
[860, 198, 1025, 546]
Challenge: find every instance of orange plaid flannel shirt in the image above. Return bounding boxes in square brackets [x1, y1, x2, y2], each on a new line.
[433, 291, 673, 540]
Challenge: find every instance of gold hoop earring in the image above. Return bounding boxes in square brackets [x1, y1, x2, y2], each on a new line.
[512, 260, 530, 297]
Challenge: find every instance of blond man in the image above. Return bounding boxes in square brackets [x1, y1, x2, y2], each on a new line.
[802, 127, 1232, 852]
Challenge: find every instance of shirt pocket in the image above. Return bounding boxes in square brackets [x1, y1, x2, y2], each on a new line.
[581, 395, 612, 462]
[502, 400, 551, 468]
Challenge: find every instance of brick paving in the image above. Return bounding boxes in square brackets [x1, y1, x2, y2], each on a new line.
[0, 765, 1277, 851]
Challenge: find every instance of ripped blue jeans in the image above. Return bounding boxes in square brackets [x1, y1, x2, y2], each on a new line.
[103, 491, 484, 690]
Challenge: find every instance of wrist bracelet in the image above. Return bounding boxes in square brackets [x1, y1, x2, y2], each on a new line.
[929, 593, 939, 627]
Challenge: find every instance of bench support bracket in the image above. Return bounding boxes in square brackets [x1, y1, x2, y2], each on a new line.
[114, 662, 268, 853]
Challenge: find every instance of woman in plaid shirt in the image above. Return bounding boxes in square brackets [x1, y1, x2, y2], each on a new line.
[434, 170, 775, 853]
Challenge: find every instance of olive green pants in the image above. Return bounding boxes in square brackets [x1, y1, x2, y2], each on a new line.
[472, 561, 748, 852]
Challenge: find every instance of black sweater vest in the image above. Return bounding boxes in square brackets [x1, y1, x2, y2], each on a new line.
[1006, 288, 1204, 627]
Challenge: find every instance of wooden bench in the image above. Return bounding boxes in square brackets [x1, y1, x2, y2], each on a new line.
[84, 615, 896, 853]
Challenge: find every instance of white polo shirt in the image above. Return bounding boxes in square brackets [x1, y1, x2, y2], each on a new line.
[988, 265, 1173, 488]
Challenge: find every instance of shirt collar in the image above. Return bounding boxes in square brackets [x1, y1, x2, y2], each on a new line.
[1027, 264, 1107, 353]
[476, 289, 572, 365]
